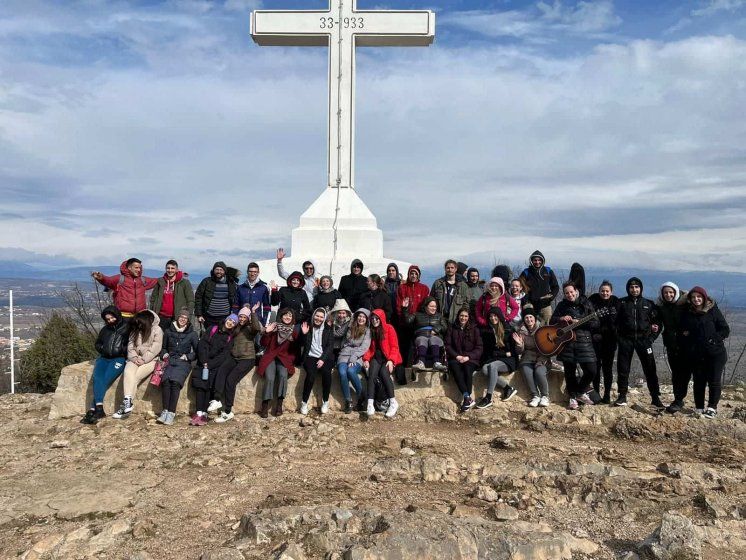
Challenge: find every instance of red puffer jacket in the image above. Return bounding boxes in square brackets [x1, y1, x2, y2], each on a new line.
[96, 261, 159, 316]
[395, 266, 430, 320]
[363, 309, 403, 365]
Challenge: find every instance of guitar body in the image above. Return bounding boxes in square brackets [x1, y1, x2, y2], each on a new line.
[534, 324, 576, 357]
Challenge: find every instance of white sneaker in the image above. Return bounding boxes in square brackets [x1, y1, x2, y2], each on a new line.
[539, 396, 550, 407]
[207, 400, 222, 413]
[433, 362, 447, 372]
[156, 410, 169, 424]
[385, 399, 399, 418]
[300, 402, 309, 415]
[321, 401, 329, 414]
[528, 396, 541, 407]
[412, 361, 426, 371]
[366, 400, 375, 417]
[214, 411, 234, 423]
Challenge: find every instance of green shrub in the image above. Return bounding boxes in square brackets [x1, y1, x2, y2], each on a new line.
[19, 313, 96, 393]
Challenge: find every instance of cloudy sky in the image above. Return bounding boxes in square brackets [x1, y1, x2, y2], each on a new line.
[1, 0, 745, 274]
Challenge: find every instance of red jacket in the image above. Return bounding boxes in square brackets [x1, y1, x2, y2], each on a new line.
[363, 309, 403, 365]
[475, 292, 519, 327]
[257, 328, 298, 377]
[396, 266, 430, 320]
[96, 261, 159, 316]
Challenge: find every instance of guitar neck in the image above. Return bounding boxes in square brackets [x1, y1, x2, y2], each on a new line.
[564, 311, 598, 332]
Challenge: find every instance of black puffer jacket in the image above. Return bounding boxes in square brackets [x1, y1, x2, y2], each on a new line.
[339, 259, 368, 311]
[588, 293, 619, 341]
[194, 261, 238, 318]
[312, 288, 343, 312]
[405, 310, 449, 337]
[271, 271, 311, 321]
[679, 298, 729, 359]
[161, 322, 200, 385]
[616, 277, 660, 340]
[657, 283, 687, 351]
[95, 306, 129, 359]
[359, 288, 393, 321]
[551, 295, 598, 364]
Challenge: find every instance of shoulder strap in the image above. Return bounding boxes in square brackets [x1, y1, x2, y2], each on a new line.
[209, 325, 218, 339]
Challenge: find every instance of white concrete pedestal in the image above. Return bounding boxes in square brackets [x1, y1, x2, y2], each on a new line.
[257, 188, 409, 285]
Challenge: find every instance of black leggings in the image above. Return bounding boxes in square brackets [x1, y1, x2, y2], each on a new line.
[593, 336, 616, 395]
[195, 388, 210, 414]
[562, 361, 597, 398]
[302, 356, 333, 402]
[449, 360, 476, 396]
[692, 352, 727, 409]
[161, 379, 182, 413]
[366, 358, 395, 400]
[668, 349, 692, 402]
[214, 357, 255, 413]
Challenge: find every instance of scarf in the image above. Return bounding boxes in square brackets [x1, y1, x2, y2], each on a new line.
[276, 322, 295, 344]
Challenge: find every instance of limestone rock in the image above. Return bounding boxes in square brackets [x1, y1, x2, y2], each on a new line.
[639, 512, 702, 560]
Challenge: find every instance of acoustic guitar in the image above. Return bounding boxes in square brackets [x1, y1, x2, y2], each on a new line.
[534, 307, 610, 357]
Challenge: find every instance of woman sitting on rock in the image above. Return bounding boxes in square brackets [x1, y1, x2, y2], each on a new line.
[512, 307, 550, 408]
[113, 310, 163, 419]
[329, 299, 352, 362]
[476, 307, 518, 409]
[157, 308, 199, 426]
[405, 297, 449, 373]
[257, 308, 300, 418]
[81, 305, 129, 424]
[211, 303, 263, 423]
[362, 309, 402, 418]
[445, 308, 483, 413]
[192, 313, 237, 426]
[299, 308, 335, 416]
[337, 309, 371, 414]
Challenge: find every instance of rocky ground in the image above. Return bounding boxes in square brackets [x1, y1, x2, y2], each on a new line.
[1, 384, 745, 560]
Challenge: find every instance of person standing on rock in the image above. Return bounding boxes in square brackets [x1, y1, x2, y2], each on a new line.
[679, 286, 729, 419]
[588, 281, 619, 404]
[431, 259, 470, 325]
[464, 268, 484, 318]
[396, 265, 430, 374]
[257, 308, 300, 418]
[476, 307, 519, 409]
[312, 275, 343, 312]
[384, 263, 402, 320]
[337, 309, 371, 413]
[359, 274, 393, 321]
[149, 259, 194, 332]
[615, 277, 663, 408]
[157, 308, 199, 426]
[192, 314, 237, 426]
[91, 258, 159, 320]
[362, 309, 402, 418]
[270, 271, 312, 323]
[519, 250, 559, 326]
[445, 308, 483, 412]
[81, 306, 129, 424]
[112, 310, 163, 419]
[237, 262, 272, 329]
[513, 307, 551, 408]
[210, 304, 263, 423]
[508, 277, 528, 332]
[475, 277, 520, 332]
[550, 282, 599, 411]
[339, 259, 368, 312]
[299, 308, 335, 416]
[276, 248, 318, 302]
[657, 282, 690, 414]
[194, 262, 239, 330]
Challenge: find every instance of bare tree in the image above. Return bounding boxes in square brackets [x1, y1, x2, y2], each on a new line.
[56, 280, 111, 341]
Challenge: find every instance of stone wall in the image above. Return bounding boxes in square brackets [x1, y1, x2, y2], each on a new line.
[49, 361, 568, 419]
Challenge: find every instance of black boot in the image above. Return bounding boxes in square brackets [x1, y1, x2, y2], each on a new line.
[80, 408, 97, 425]
[344, 401, 353, 414]
[259, 400, 270, 418]
[94, 404, 106, 420]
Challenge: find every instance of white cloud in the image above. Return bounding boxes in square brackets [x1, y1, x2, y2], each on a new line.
[692, 0, 746, 17]
[0, 2, 745, 274]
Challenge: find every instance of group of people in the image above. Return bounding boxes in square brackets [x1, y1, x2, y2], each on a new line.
[81, 250, 730, 425]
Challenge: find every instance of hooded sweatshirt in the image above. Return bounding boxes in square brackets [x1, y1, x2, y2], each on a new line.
[150, 270, 194, 319]
[277, 259, 318, 300]
[616, 277, 660, 340]
[339, 259, 368, 311]
[95, 260, 159, 317]
[396, 265, 431, 320]
[519, 250, 559, 311]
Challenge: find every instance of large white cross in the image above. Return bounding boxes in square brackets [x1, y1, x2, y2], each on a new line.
[251, 1, 434, 190]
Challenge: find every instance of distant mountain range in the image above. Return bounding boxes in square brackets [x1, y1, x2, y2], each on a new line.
[0, 260, 744, 307]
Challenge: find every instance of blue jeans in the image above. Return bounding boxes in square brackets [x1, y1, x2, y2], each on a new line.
[337, 362, 363, 402]
[92, 356, 126, 407]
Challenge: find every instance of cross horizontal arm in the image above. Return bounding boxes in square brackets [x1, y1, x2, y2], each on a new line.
[251, 11, 330, 46]
[354, 11, 434, 46]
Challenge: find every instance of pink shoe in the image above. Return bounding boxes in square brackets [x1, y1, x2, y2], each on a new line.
[196, 415, 208, 426]
[189, 414, 201, 426]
